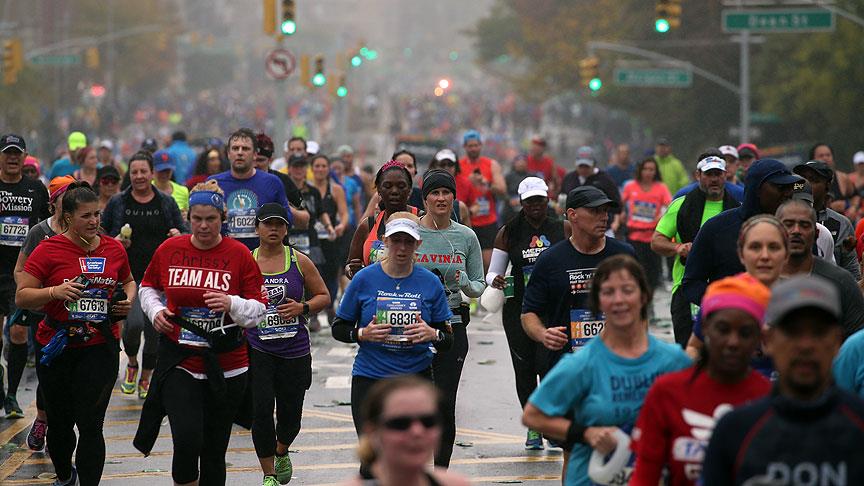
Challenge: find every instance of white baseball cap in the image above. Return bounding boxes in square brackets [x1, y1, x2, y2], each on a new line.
[518, 177, 549, 200]
[854, 151, 864, 165]
[435, 149, 457, 162]
[384, 218, 421, 240]
[718, 145, 739, 159]
[99, 139, 114, 150]
[697, 156, 726, 172]
[307, 140, 320, 155]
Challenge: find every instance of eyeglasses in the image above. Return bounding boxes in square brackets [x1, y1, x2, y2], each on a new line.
[381, 414, 440, 431]
[100, 177, 119, 185]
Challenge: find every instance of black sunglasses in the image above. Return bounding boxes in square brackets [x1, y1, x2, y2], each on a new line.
[381, 414, 440, 431]
[438, 160, 457, 167]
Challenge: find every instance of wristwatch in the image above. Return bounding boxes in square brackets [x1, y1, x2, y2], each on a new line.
[302, 302, 310, 315]
[435, 330, 444, 343]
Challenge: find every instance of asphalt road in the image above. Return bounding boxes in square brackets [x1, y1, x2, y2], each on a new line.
[0, 286, 675, 485]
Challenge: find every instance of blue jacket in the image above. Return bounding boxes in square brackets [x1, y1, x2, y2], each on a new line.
[681, 159, 797, 305]
[167, 141, 197, 185]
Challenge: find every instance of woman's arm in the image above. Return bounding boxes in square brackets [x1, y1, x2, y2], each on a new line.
[459, 201, 471, 227]
[332, 184, 350, 237]
[15, 271, 83, 310]
[345, 219, 370, 278]
[297, 251, 332, 314]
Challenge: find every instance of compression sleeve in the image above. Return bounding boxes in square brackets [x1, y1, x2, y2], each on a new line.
[138, 286, 167, 324]
[228, 295, 266, 328]
[331, 316, 358, 343]
[485, 248, 509, 286]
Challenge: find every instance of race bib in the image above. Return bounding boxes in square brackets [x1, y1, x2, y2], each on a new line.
[570, 309, 605, 351]
[631, 200, 657, 223]
[67, 288, 109, 322]
[288, 233, 311, 253]
[228, 208, 257, 239]
[375, 296, 420, 351]
[257, 284, 301, 340]
[314, 221, 330, 240]
[0, 216, 28, 247]
[368, 240, 385, 264]
[476, 197, 490, 217]
[178, 307, 224, 347]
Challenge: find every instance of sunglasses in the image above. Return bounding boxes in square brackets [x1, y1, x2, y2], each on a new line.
[381, 414, 440, 431]
[100, 177, 119, 185]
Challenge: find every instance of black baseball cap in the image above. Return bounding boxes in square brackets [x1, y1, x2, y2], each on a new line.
[140, 138, 158, 153]
[566, 186, 616, 210]
[256, 202, 291, 226]
[97, 165, 120, 181]
[793, 160, 834, 183]
[792, 180, 814, 205]
[288, 154, 308, 166]
[0, 134, 26, 153]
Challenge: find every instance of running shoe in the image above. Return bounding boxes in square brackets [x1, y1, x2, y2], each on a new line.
[53, 466, 76, 486]
[27, 417, 47, 451]
[4, 395, 23, 419]
[121, 365, 138, 394]
[263, 475, 280, 486]
[138, 380, 150, 400]
[274, 452, 293, 484]
[525, 429, 544, 450]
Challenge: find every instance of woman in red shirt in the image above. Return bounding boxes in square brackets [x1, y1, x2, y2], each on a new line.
[630, 273, 772, 486]
[16, 184, 135, 486]
[133, 179, 266, 486]
[621, 157, 671, 295]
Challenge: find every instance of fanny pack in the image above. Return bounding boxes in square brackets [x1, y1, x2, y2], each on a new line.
[169, 315, 245, 354]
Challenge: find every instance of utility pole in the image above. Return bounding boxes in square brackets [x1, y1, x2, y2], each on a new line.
[738, 31, 750, 144]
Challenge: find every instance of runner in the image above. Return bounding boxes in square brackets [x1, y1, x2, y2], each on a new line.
[72, 146, 98, 187]
[487, 176, 566, 450]
[560, 146, 623, 236]
[209, 128, 292, 250]
[96, 165, 121, 211]
[522, 255, 691, 485]
[702, 275, 864, 485]
[331, 213, 453, 437]
[718, 145, 740, 185]
[133, 180, 267, 486]
[254, 133, 310, 231]
[250, 203, 330, 486]
[102, 151, 186, 399]
[429, 149, 473, 225]
[620, 157, 671, 301]
[459, 130, 506, 272]
[310, 154, 350, 320]
[521, 186, 634, 372]
[152, 149, 190, 214]
[685, 215, 789, 378]
[414, 169, 485, 468]
[12, 175, 78, 451]
[394, 149, 424, 210]
[653, 137, 690, 196]
[285, 154, 326, 268]
[47, 131, 87, 180]
[272, 137, 308, 174]
[525, 135, 559, 195]
[185, 146, 227, 190]
[0, 133, 50, 418]
[344, 376, 470, 486]
[631, 274, 772, 485]
[17, 184, 135, 486]
[346, 161, 418, 278]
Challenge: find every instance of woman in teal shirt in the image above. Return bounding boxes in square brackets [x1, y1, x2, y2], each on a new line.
[523, 254, 690, 485]
[414, 169, 485, 468]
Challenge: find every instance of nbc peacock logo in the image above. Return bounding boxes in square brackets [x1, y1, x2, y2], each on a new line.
[529, 235, 551, 248]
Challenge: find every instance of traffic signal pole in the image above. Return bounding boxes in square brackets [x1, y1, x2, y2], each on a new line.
[738, 31, 750, 144]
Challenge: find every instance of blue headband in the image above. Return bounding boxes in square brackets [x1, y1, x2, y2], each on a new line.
[189, 191, 224, 210]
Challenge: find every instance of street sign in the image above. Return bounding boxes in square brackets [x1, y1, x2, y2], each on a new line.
[722, 9, 835, 33]
[30, 54, 81, 65]
[613, 67, 692, 88]
[265, 48, 296, 80]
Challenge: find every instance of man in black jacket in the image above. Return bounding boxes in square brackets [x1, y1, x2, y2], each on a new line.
[702, 275, 864, 485]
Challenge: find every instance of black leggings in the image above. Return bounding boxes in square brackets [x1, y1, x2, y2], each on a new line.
[122, 298, 158, 369]
[37, 343, 118, 486]
[350, 368, 433, 435]
[671, 288, 693, 348]
[249, 349, 312, 458]
[629, 239, 661, 291]
[162, 368, 247, 485]
[502, 298, 544, 409]
[432, 323, 468, 468]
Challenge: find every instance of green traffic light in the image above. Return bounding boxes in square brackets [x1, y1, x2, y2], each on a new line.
[366, 49, 378, 60]
[655, 18, 670, 33]
[280, 20, 297, 35]
[351, 55, 362, 67]
[359, 47, 369, 57]
[312, 72, 326, 87]
[588, 77, 602, 91]
[336, 86, 348, 97]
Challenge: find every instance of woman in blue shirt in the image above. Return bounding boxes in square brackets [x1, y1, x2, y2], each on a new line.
[522, 254, 690, 485]
[331, 212, 453, 435]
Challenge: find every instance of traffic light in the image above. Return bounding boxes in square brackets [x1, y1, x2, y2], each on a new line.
[579, 56, 601, 91]
[312, 55, 326, 87]
[89, 83, 106, 98]
[263, 0, 277, 36]
[85, 47, 100, 69]
[336, 75, 347, 97]
[3, 38, 22, 85]
[655, 0, 682, 33]
[281, 0, 297, 36]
